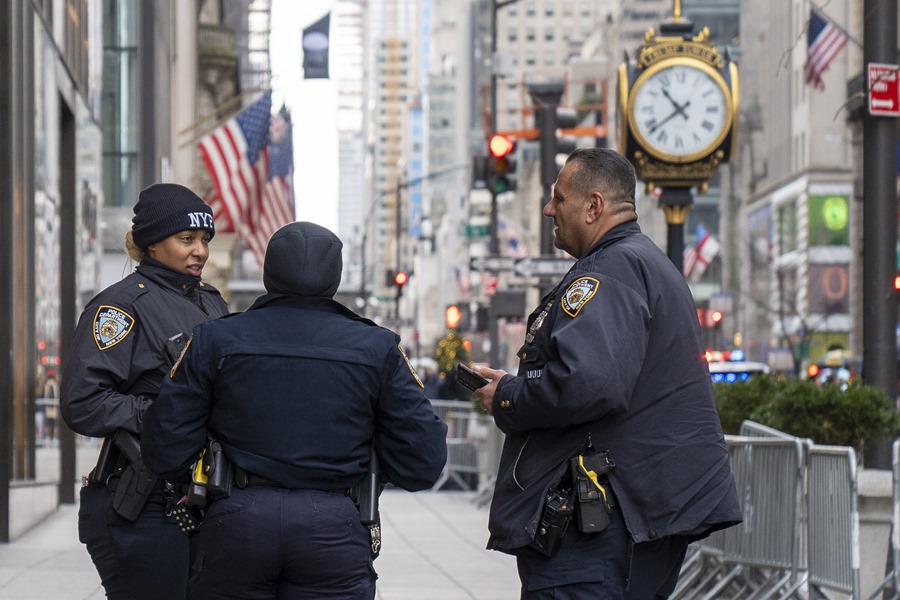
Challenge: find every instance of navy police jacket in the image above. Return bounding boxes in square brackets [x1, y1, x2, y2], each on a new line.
[61, 261, 228, 438]
[487, 221, 741, 553]
[141, 294, 448, 493]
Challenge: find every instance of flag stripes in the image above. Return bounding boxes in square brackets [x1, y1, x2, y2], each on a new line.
[198, 91, 296, 266]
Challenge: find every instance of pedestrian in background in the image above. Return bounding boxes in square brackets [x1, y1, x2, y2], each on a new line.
[141, 221, 448, 600]
[472, 148, 741, 599]
[61, 183, 228, 600]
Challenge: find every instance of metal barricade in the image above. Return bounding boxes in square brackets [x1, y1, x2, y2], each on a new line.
[673, 433, 807, 600]
[864, 438, 900, 600]
[806, 444, 861, 600]
[429, 400, 494, 492]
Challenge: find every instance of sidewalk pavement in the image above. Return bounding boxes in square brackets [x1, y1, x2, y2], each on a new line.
[0, 489, 520, 600]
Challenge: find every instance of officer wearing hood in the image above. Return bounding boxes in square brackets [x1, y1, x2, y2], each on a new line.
[141, 222, 448, 600]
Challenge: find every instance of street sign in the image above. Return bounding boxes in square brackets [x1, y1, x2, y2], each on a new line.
[469, 256, 516, 272]
[513, 256, 575, 278]
[868, 63, 900, 117]
[469, 255, 574, 278]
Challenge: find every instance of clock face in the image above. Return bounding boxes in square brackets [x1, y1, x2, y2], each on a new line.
[628, 59, 732, 163]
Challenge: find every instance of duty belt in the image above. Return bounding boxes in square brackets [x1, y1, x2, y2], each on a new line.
[233, 467, 358, 498]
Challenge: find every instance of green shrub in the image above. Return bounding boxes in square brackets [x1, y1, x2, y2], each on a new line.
[713, 377, 900, 457]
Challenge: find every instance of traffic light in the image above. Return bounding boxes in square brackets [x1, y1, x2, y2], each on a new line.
[486, 134, 517, 195]
[445, 304, 471, 330]
[393, 270, 409, 299]
[445, 305, 462, 329]
[710, 310, 724, 328]
[530, 83, 579, 187]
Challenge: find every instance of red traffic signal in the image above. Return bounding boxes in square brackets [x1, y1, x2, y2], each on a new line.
[710, 310, 724, 326]
[488, 134, 515, 159]
[394, 271, 409, 287]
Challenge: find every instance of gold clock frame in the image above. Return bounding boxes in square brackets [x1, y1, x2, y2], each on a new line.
[627, 57, 734, 165]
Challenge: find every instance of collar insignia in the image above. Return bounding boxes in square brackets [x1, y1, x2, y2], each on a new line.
[399, 344, 424, 388]
[561, 277, 599, 318]
[93, 305, 135, 350]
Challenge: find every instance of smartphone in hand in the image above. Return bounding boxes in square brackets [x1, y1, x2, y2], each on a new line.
[456, 363, 489, 392]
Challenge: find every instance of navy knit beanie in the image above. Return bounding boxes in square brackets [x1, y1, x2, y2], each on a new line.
[263, 222, 343, 298]
[131, 183, 215, 248]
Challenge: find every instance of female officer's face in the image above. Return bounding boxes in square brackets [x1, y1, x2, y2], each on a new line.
[146, 230, 211, 277]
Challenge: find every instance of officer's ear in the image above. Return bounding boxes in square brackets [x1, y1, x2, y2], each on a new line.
[585, 190, 604, 224]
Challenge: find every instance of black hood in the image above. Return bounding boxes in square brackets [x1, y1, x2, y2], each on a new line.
[263, 222, 343, 298]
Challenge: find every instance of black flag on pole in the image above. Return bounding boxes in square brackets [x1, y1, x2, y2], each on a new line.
[302, 13, 330, 79]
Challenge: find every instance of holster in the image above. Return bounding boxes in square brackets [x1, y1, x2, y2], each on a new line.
[112, 459, 159, 521]
[109, 430, 159, 521]
[185, 437, 233, 508]
[569, 450, 615, 534]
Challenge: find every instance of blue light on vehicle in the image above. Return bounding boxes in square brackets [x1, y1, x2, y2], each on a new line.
[730, 349, 745, 362]
[725, 373, 737, 383]
[739, 372, 750, 381]
[711, 373, 724, 383]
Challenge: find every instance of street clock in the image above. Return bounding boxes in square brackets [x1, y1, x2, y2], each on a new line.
[628, 58, 732, 164]
[618, 23, 738, 190]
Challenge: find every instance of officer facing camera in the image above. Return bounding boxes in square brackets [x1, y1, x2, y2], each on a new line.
[60, 183, 228, 600]
[141, 221, 448, 600]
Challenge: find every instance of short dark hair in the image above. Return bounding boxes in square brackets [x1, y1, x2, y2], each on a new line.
[564, 148, 636, 206]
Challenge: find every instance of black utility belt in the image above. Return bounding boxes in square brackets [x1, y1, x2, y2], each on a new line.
[234, 467, 358, 498]
[529, 449, 617, 557]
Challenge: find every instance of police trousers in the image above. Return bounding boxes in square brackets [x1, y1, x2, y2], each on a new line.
[188, 486, 377, 600]
[516, 503, 689, 600]
[79, 483, 190, 600]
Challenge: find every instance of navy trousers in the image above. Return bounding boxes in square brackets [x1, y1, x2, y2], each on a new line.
[516, 503, 689, 600]
[188, 486, 377, 600]
[78, 483, 190, 600]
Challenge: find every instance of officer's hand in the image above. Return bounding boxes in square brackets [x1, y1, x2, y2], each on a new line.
[472, 365, 507, 416]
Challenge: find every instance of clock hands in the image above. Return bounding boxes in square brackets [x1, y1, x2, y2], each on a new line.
[648, 88, 691, 134]
[661, 88, 690, 120]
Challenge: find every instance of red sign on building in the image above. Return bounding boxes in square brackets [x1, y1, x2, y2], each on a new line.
[868, 63, 900, 117]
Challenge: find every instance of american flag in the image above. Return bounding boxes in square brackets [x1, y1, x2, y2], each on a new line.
[198, 92, 296, 266]
[805, 9, 848, 90]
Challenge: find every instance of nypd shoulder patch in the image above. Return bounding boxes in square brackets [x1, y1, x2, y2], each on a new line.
[561, 277, 599, 318]
[398, 344, 424, 388]
[93, 305, 136, 350]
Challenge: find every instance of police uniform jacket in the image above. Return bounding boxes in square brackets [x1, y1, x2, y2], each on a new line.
[141, 293, 448, 493]
[487, 221, 741, 553]
[61, 260, 229, 438]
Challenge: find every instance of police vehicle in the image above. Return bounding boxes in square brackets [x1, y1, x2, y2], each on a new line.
[706, 350, 770, 384]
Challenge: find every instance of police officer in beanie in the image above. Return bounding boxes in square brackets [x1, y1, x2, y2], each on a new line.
[141, 221, 448, 600]
[61, 183, 229, 600]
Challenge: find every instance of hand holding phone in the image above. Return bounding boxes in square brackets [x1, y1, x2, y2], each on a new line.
[456, 363, 489, 392]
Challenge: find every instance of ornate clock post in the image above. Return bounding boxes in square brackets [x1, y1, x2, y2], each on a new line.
[618, 0, 738, 274]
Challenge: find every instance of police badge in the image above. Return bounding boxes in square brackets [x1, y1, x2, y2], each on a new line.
[93, 305, 136, 350]
[561, 277, 599, 318]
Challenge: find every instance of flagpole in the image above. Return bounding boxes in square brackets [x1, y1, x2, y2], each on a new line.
[809, 4, 862, 48]
[176, 88, 269, 140]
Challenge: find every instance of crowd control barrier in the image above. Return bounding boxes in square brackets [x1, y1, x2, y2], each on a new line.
[864, 439, 900, 600]
[672, 421, 872, 600]
[428, 400, 496, 492]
